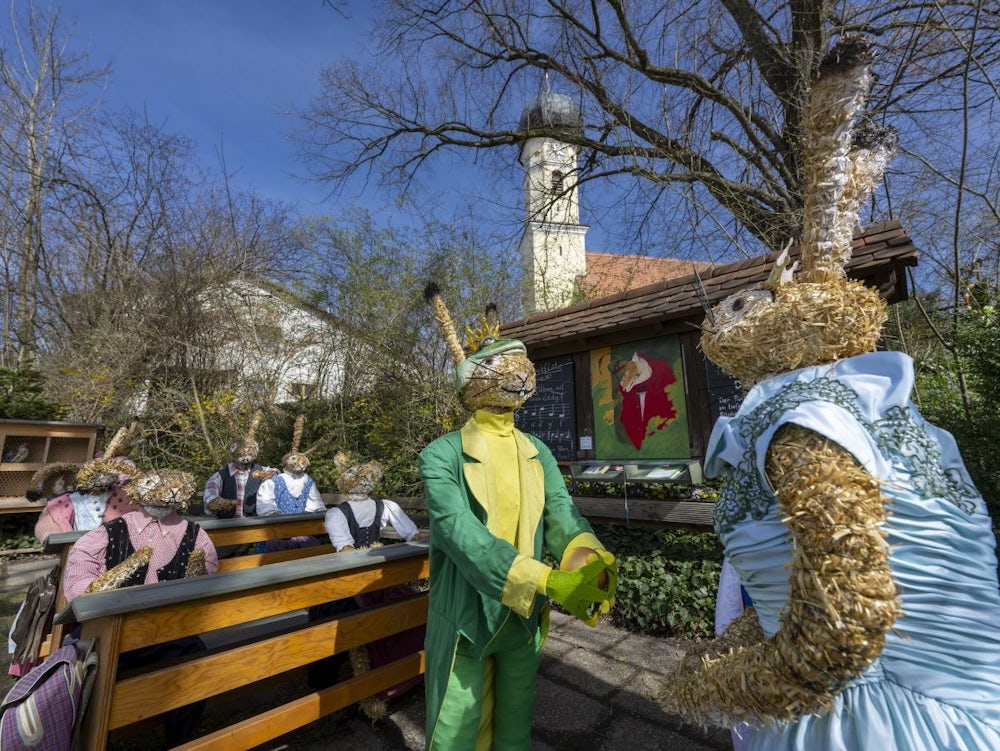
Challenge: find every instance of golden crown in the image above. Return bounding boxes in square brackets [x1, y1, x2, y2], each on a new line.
[464, 304, 501, 353]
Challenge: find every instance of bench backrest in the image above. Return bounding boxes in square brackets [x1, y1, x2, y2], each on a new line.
[56, 542, 430, 750]
[40, 512, 335, 659]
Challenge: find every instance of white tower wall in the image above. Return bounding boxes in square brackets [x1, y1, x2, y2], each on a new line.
[518, 135, 589, 313]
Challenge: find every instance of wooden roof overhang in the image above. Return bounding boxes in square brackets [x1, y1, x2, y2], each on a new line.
[503, 220, 919, 360]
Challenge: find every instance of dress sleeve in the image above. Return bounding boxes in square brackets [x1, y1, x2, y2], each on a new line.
[323, 506, 355, 550]
[202, 472, 222, 502]
[255, 479, 278, 516]
[305, 480, 326, 513]
[34, 496, 72, 543]
[383, 499, 420, 541]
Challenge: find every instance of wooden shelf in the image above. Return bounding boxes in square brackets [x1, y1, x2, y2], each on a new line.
[0, 419, 102, 508]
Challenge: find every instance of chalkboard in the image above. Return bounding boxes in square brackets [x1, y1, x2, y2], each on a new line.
[516, 356, 577, 460]
[705, 360, 745, 423]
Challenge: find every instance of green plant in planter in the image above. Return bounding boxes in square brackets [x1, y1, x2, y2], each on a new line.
[565, 477, 720, 503]
[590, 525, 723, 639]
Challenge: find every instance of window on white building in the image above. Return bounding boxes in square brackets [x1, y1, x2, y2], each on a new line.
[287, 382, 317, 400]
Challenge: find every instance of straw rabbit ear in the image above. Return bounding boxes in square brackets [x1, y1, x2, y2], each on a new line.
[833, 122, 898, 256]
[424, 282, 467, 368]
[219, 404, 238, 436]
[291, 415, 305, 454]
[799, 34, 876, 280]
[302, 436, 330, 457]
[104, 420, 138, 458]
[333, 450, 350, 473]
[764, 240, 799, 290]
[247, 410, 263, 442]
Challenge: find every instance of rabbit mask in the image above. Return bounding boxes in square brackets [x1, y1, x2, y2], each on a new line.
[125, 469, 196, 514]
[74, 422, 142, 494]
[424, 283, 536, 413]
[228, 410, 263, 467]
[334, 451, 383, 496]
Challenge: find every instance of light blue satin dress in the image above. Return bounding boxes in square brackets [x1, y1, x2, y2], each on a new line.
[706, 351, 1000, 750]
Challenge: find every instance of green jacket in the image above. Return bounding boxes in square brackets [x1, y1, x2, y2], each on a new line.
[418, 416, 597, 658]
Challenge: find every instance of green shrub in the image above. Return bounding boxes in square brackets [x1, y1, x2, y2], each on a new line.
[0, 368, 63, 420]
[0, 515, 39, 551]
[593, 524, 722, 639]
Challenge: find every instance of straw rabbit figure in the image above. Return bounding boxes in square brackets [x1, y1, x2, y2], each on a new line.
[659, 35, 1000, 749]
[418, 287, 617, 749]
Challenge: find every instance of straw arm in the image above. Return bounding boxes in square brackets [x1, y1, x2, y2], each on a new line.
[660, 424, 900, 726]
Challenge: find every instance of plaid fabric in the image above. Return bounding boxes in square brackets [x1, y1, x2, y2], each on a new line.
[0, 641, 96, 750]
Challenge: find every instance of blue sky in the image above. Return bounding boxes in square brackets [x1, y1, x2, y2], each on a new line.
[49, 0, 370, 212]
[4, 1, 617, 252]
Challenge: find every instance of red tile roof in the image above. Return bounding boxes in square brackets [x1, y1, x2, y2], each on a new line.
[504, 220, 919, 357]
[579, 253, 712, 299]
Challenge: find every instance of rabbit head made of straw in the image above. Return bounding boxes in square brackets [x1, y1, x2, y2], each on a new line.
[73, 421, 142, 494]
[424, 283, 536, 413]
[334, 450, 383, 496]
[124, 469, 197, 516]
[700, 35, 898, 388]
[281, 414, 326, 476]
[227, 409, 263, 467]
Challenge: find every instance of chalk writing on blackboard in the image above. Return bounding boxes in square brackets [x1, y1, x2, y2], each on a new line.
[516, 356, 577, 460]
[705, 360, 745, 423]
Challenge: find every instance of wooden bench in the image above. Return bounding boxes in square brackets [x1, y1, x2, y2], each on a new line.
[54, 542, 430, 750]
[39, 512, 336, 659]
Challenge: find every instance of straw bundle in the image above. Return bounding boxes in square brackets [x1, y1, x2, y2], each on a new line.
[85, 545, 154, 594]
[350, 647, 389, 722]
[185, 549, 208, 578]
[660, 425, 900, 725]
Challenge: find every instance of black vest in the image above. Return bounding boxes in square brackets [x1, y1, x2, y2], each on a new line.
[337, 499, 384, 548]
[216, 464, 264, 518]
[103, 516, 200, 587]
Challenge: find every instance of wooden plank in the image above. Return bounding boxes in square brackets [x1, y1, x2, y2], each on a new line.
[43, 513, 330, 554]
[58, 543, 428, 625]
[79, 615, 124, 751]
[572, 497, 715, 528]
[216, 544, 331, 572]
[116, 558, 428, 652]
[201, 516, 327, 547]
[172, 651, 426, 751]
[104, 557, 430, 653]
[108, 594, 428, 727]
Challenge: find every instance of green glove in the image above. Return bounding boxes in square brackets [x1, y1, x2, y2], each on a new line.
[546, 554, 612, 626]
[593, 548, 619, 614]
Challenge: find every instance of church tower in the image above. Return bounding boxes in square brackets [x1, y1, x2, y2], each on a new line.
[517, 82, 589, 314]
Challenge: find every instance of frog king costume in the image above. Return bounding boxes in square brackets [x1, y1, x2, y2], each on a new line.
[420, 285, 618, 750]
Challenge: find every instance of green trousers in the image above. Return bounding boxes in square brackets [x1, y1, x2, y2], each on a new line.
[427, 617, 544, 750]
